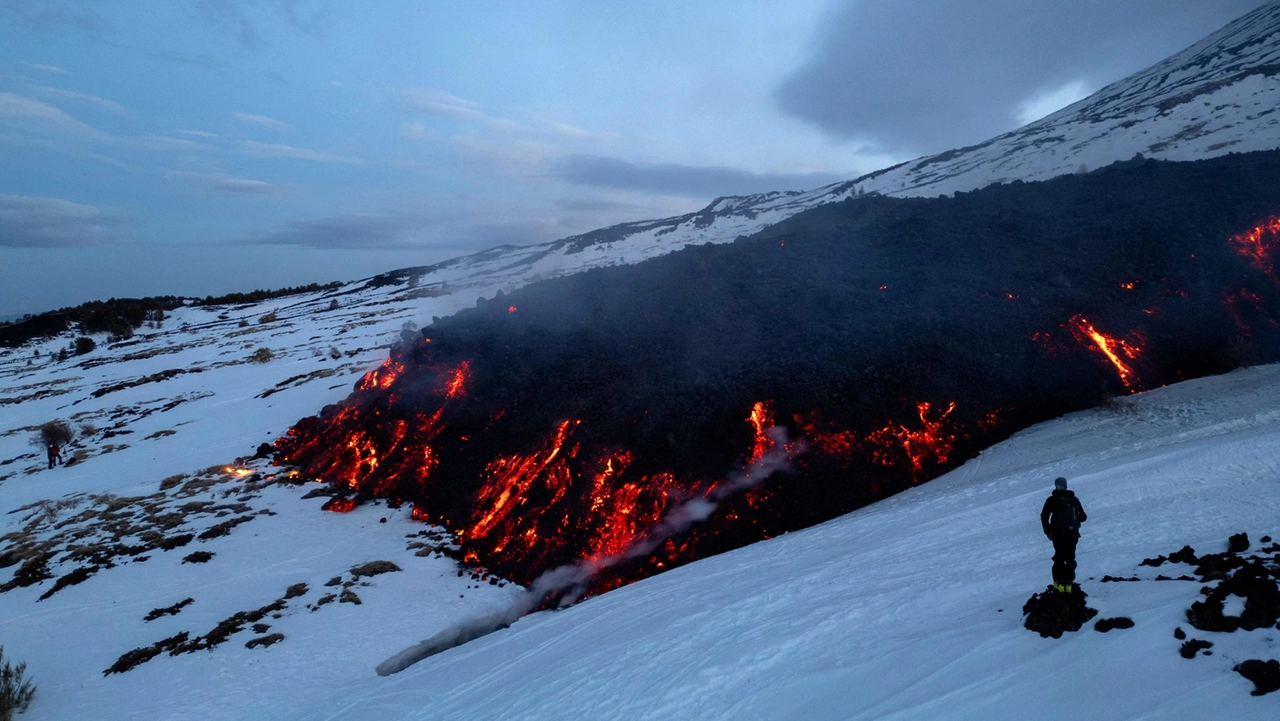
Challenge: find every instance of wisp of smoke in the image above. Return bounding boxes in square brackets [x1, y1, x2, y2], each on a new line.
[375, 427, 799, 676]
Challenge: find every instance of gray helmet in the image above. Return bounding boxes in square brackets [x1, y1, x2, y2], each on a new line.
[1054, 477, 1068, 491]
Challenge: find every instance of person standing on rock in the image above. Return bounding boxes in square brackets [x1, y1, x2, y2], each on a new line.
[1041, 477, 1087, 592]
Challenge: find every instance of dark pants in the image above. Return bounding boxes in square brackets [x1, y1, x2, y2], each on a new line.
[1051, 533, 1079, 585]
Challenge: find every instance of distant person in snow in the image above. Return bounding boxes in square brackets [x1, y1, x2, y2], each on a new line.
[47, 444, 62, 469]
[1041, 477, 1087, 592]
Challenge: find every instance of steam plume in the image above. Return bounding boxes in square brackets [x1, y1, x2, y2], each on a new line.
[375, 427, 799, 676]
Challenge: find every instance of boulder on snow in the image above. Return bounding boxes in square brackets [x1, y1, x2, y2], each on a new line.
[1180, 638, 1213, 658]
[1228, 532, 1250, 554]
[1186, 561, 1280, 633]
[1234, 659, 1280, 696]
[1093, 616, 1134, 633]
[1022, 585, 1098, 638]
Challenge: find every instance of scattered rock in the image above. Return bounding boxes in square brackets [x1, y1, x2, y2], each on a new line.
[1094, 617, 1134, 633]
[182, 551, 214, 564]
[339, 588, 361, 605]
[245, 633, 285, 650]
[252, 623, 270, 634]
[1101, 575, 1140, 582]
[1179, 638, 1213, 659]
[283, 582, 308, 599]
[1229, 532, 1251, 554]
[1174, 627, 1186, 640]
[1186, 560, 1280, 632]
[1022, 585, 1098, 638]
[1235, 659, 1280, 696]
[350, 560, 401, 579]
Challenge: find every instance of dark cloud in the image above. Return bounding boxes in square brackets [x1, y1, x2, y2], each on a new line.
[0, 194, 125, 247]
[777, 0, 1267, 155]
[554, 155, 845, 199]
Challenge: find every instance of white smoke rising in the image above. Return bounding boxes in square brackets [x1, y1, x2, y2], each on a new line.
[375, 427, 799, 676]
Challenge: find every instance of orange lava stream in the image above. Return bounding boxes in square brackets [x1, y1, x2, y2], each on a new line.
[469, 419, 579, 540]
[1065, 314, 1141, 389]
[865, 401, 957, 481]
[1230, 216, 1280, 279]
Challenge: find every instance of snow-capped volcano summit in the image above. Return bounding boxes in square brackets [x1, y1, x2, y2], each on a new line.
[853, 0, 1280, 198]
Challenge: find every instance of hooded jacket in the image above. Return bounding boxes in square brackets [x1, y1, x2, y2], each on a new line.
[1041, 489, 1086, 537]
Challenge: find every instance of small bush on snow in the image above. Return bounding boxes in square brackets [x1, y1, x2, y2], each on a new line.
[32, 421, 73, 449]
[0, 645, 36, 720]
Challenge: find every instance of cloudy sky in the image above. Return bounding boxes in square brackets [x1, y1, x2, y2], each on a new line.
[0, 0, 1266, 316]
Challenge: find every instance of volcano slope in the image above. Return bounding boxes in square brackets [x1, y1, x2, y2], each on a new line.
[279, 149, 1280, 594]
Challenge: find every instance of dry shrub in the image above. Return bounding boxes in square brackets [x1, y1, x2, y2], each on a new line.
[32, 421, 73, 449]
[248, 347, 273, 363]
[0, 645, 36, 720]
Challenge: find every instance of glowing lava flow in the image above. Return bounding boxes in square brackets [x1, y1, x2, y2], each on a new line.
[864, 401, 957, 482]
[1230, 216, 1280, 280]
[1065, 314, 1143, 390]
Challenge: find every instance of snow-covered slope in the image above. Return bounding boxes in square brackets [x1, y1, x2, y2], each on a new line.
[8, 350, 1280, 719]
[295, 365, 1280, 721]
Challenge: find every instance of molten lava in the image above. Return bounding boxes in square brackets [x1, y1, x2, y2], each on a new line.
[864, 401, 957, 482]
[1065, 314, 1143, 390]
[1230, 216, 1280, 280]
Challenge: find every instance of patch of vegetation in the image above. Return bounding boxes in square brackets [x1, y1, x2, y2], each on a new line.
[190, 282, 340, 307]
[245, 633, 285, 649]
[105, 581, 307, 673]
[103, 632, 189, 675]
[144, 598, 194, 622]
[181, 551, 214, 564]
[0, 296, 184, 349]
[31, 421, 73, 450]
[38, 566, 96, 601]
[248, 347, 273, 363]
